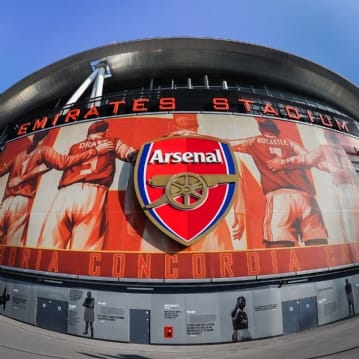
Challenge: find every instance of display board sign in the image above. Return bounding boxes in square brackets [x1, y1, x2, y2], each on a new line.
[7, 89, 359, 140]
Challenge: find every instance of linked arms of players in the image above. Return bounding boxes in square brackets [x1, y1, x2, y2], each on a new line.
[8, 141, 114, 188]
[266, 140, 315, 172]
[266, 144, 342, 174]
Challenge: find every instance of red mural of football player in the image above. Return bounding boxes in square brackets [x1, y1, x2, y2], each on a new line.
[228, 118, 328, 248]
[267, 130, 359, 243]
[0, 130, 110, 246]
[37, 120, 137, 250]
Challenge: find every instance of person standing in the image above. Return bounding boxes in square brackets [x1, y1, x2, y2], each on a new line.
[0, 130, 110, 246]
[82, 291, 95, 337]
[37, 120, 136, 250]
[0, 287, 10, 311]
[228, 118, 328, 248]
[231, 296, 251, 342]
[345, 279, 355, 317]
[267, 130, 359, 243]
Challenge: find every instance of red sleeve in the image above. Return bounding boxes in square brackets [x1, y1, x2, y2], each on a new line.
[0, 159, 11, 176]
[41, 146, 97, 170]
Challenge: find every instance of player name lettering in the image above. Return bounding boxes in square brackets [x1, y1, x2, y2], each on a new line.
[149, 149, 223, 164]
[256, 138, 289, 145]
[78, 139, 106, 149]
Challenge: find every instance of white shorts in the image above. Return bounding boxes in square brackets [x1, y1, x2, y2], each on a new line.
[38, 183, 108, 250]
[0, 195, 32, 246]
[263, 188, 328, 245]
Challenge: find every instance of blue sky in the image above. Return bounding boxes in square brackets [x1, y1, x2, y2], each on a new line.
[2, 0, 359, 93]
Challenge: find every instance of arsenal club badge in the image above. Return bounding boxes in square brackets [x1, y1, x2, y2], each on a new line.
[134, 136, 238, 246]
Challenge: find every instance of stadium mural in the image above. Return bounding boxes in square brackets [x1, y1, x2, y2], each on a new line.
[0, 113, 359, 280]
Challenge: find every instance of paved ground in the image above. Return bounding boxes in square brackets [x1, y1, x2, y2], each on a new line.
[0, 314, 359, 359]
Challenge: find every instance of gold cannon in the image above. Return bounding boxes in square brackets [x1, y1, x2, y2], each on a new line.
[145, 172, 238, 210]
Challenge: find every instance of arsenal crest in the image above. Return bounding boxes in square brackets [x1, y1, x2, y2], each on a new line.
[134, 136, 238, 246]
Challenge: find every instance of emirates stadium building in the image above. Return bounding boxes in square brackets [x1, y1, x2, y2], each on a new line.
[0, 38, 359, 344]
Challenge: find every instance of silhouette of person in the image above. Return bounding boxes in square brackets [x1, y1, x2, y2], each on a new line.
[0, 287, 10, 310]
[345, 279, 355, 316]
[82, 291, 95, 337]
[231, 296, 251, 342]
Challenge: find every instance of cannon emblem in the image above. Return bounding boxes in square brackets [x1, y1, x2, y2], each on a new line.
[145, 172, 238, 210]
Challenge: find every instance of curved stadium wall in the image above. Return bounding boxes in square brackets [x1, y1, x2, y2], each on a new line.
[0, 38, 359, 344]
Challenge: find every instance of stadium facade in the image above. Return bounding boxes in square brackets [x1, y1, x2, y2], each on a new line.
[0, 38, 359, 344]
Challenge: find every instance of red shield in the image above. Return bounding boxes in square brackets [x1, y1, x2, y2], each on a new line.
[134, 136, 238, 246]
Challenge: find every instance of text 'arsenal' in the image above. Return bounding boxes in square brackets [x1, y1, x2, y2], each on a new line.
[149, 149, 223, 164]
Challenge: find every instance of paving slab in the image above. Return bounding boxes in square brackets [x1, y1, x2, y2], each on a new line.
[0, 314, 359, 359]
